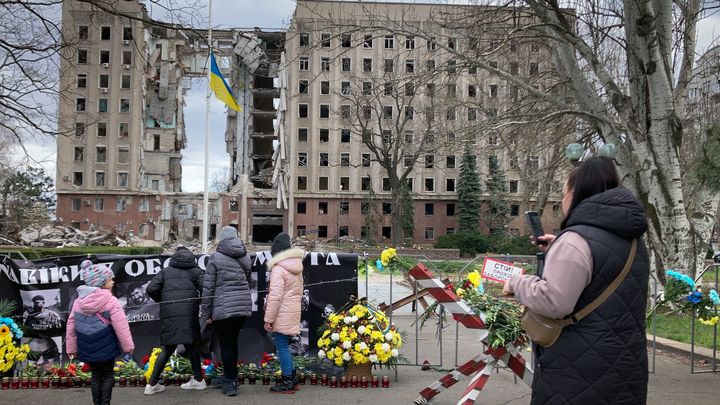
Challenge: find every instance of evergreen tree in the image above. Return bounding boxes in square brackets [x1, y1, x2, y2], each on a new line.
[457, 149, 481, 233]
[485, 155, 509, 235]
[0, 166, 55, 233]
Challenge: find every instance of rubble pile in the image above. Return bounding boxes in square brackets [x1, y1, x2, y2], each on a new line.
[16, 225, 132, 247]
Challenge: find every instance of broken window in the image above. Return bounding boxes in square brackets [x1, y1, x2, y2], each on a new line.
[406, 178, 413, 191]
[448, 37, 456, 50]
[447, 203, 456, 216]
[73, 172, 83, 186]
[319, 153, 328, 166]
[446, 155, 456, 168]
[382, 130, 392, 144]
[97, 122, 107, 137]
[405, 59, 414, 73]
[468, 84, 477, 98]
[297, 176, 307, 190]
[339, 201, 349, 215]
[341, 58, 351, 72]
[297, 201, 306, 214]
[447, 60, 456, 73]
[362, 106, 372, 120]
[341, 129, 351, 143]
[76, 98, 86, 112]
[361, 203, 371, 215]
[361, 153, 371, 167]
[363, 34, 373, 48]
[489, 84, 497, 98]
[341, 105, 351, 119]
[320, 80, 329, 94]
[425, 178, 435, 192]
[74, 147, 84, 162]
[362, 58, 372, 72]
[382, 105, 392, 119]
[75, 122, 85, 137]
[340, 153, 350, 167]
[118, 147, 129, 164]
[382, 204, 392, 215]
[95, 198, 104, 211]
[382, 178, 391, 192]
[361, 177, 371, 191]
[404, 154, 413, 168]
[340, 177, 349, 191]
[425, 203, 434, 216]
[123, 26, 133, 41]
[446, 178, 456, 192]
[96, 146, 107, 163]
[119, 123, 129, 138]
[297, 152, 308, 166]
[341, 81, 351, 95]
[116, 197, 127, 212]
[427, 37, 437, 50]
[319, 201, 328, 214]
[425, 227, 434, 240]
[318, 226, 328, 237]
[509, 180, 518, 193]
[153, 134, 160, 150]
[119, 98, 130, 113]
[321, 33, 330, 47]
[299, 32, 310, 47]
[468, 108, 477, 121]
[321, 57, 330, 71]
[117, 172, 128, 188]
[319, 129, 329, 142]
[95, 171, 105, 187]
[425, 155, 435, 168]
[138, 198, 148, 212]
[384, 82, 393, 96]
[341, 33, 351, 47]
[298, 80, 308, 94]
[77, 74, 87, 88]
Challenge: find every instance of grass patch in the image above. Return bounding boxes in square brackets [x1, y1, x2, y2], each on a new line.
[648, 312, 718, 349]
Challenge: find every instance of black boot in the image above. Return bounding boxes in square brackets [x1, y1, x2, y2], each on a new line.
[221, 379, 237, 397]
[291, 370, 300, 389]
[270, 376, 295, 394]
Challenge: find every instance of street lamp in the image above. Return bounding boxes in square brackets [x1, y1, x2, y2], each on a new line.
[598, 143, 617, 159]
[565, 143, 584, 166]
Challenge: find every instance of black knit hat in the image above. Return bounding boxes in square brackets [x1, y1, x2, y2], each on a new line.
[271, 232, 291, 255]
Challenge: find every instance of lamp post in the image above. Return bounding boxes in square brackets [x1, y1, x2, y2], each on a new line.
[565, 142, 617, 165]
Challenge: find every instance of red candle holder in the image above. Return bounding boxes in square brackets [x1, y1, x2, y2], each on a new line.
[371, 375, 379, 388]
[309, 373, 318, 385]
[382, 375, 390, 388]
[11, 378, 20, 389]
[84, 377, 92, 388]
[360, 376, 368, 388]
[118, 376, 127, 387]
[248, 373, 257, 385]
[298, 371, 306, 385]
[261, 374, 270, 385]
[329, 376, 338, 388]
[139, 376, 146, 387]
[60, 377, 68, 389]
[340, 376, 348, 388]
[350, 375, 358, 388]
[129, 376, 138, 387]
[51, 377, 60, 389]
[30, 377, 39, 389]
[237, 373, 245, 385]
[174, 376, 182, 386]
[41, 378, 50, 389]
[20, 377, 30, 389]
[320, 374, 328, 386]
[1, 377, 10, 390]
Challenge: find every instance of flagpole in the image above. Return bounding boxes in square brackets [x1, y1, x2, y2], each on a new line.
[202, 0, 213, 254]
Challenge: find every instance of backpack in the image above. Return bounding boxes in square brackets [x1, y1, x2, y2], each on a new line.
[75, 311, 121, 363]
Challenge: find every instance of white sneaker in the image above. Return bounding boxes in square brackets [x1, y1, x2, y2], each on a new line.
[181, 378, 207, 390]
[144, 383, 166, 395]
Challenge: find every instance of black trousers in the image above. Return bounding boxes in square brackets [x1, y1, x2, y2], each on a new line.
[149, 344, 203, 385]
[213, 317, 246, 381]
[89, 360, 114, 405]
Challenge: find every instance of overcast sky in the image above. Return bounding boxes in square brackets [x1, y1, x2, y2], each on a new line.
[23, 1, 720, 192]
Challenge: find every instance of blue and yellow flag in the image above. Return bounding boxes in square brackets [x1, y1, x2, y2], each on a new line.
[209, 53, 241, 112]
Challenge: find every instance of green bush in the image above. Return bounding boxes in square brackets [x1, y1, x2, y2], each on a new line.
[0, 246, 163, 260]
[435, 232, 539, 256]
[489, 235, 539, 256]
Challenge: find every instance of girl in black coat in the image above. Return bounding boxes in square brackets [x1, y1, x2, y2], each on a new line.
[143, 246, 205, 395]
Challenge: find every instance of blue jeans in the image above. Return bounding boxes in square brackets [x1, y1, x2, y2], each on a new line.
[272, 332, 293, 377]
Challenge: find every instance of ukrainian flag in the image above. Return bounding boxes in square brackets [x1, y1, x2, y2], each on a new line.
[209, 53, 241, 112]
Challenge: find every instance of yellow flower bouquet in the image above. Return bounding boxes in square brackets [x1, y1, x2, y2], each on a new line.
[0, 300, 31, 373]
[316, 297, 403, 368]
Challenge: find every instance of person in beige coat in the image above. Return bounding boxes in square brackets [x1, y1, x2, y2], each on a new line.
[263, 232, 305, 394]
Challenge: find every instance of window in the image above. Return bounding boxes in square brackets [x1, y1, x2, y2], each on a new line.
[119, 122, 129, 138]
[427, 37, 437, 50]
[405, 59, 414, 73]
[361, 153, 371, 167]
[405, 36, 415, 49]
[341, 105, 351, 119]
[299, 32, 310, 47]
[363, 58, 372, 72]
[97, 98, 107, 113]
[363, 34, 373, 48]
[96, 146, 107, 163]
[298, 80, 308, 94]
[78, 26, 88, 40]
[425, 107, 435, 121]
[468, 108, 477, 121]
[510, 204, 519, 216]
[425, 227, 435, 240]
[426, 83, 435, 96]
[121, 75, 131, 89]
[74, 147, 84, 162]
[468, 84, 477, 98]
[118, 147, 129, 164]
[382, 203, 392, 215]
[116, 197, 127, 212]
[95, 171, 105, 187]
[404, 130, 413, 143]
[341, 129, 351, 143]
[341, 33, 351, 47]
[297, 201, 306, 214]
[426, 131, 436, 143]
[299, 57, 309, 71]
[426, 59, 435, 70]
[446, 155, 455, 168]
[341, 57, 351, 72]
[509, 180, 518, 193]
[362, 106, 372, 120]
[448, 84, 456, 97]
[319, 152, 329, 166]
[123, 26, 133, 41]
[384, 82, 393, 96]
[120, 98, 130, 113]
[319, 104, 329, 118]
[405, 106, 414, 120]
[362, 81, 371, 95]
[298, 103, 308, 118]
[446, 228, 456, 235]
[73, 172, 83, 186]
[425, 203, 434, 216]
[99, 74, 109, 89]
[151, 134, 160, 150]
[425, 178, 435, 191]
[382, 226, 392, 239]
[97, 122, 107, 137]
[297, 226, 307, 236]
[151, 180, 159, 191]
[77, 74, 87, 88]
[340, 153, 350, 167]
[382, 130, 392, 144]
[382, 105, 393, 119]
[425, 155, 435, 168]
[117, 172, 129, 188]
[382, 178, 391, 192]
[552, 204, 561, 217]
[405, 177, 413, 191]
[75, 123, 85, 137]
[298, 128, 308, 142]
[530, 62, 539, 75]
[319, 201, 328, 214]
[339, 201, 349, 215]
[297, 152, 308, 166]
[446, 178, 456, 192]
[489, 84, 498, 98]
[71, 198, 81, 211]
[121, 51, 132, 65]
[383, 58, 394, 73]
[321, 81, 330, 95]
[76, 98, 86, 112]
[297, 176, 307, 190]
[101, 26, 111, 40]
[340, 177, 349, 190]
[318, 226, 328, 238]
[321, 57, 330, 71]
[447, 60, 456, 73]
[447, 131, 455, 141]
[488, 134, 498, 145]
[95, 198, 104, 211]
[448, 37, 456, 50]
[403, 154, 413, 168]
[446, 107, 456, 120]
[361, 177, 371, 191]
[529, 155, 539, 170]
[509, 62, 519, 75]
[384, 35, 394, 49]
[319, 129, 329, 143]
[321, 33, 331, 47]
[446, 203, 455, 216]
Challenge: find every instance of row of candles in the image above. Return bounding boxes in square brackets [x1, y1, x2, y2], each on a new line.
[1, 374, 391, 389]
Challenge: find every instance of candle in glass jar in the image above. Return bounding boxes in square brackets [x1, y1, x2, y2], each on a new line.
[11, 378, 20, 389]
[371, 375, 379, 388]
[340, 376, 348, 388]
[350, 375, 358, 388]
[382, 375, 390, 388]
[360, 376, 369, 388]
[310, 373, 318, 385]
[329, 376, 338, 388]
[1, 377, 10, 390]
[321, 373, 328, 386]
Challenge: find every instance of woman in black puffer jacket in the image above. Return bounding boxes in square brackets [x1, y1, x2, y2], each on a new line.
[144, 246, 205, 395]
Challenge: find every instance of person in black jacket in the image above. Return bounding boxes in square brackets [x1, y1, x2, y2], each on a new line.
[143, 246, 205, 395]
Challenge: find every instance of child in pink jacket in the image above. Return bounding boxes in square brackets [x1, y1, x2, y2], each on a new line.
[263, 233, 305, 394]
[66, 260, 134, 405]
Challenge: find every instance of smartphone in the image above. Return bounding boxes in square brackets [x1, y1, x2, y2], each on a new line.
[525, 211, 547, 246]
